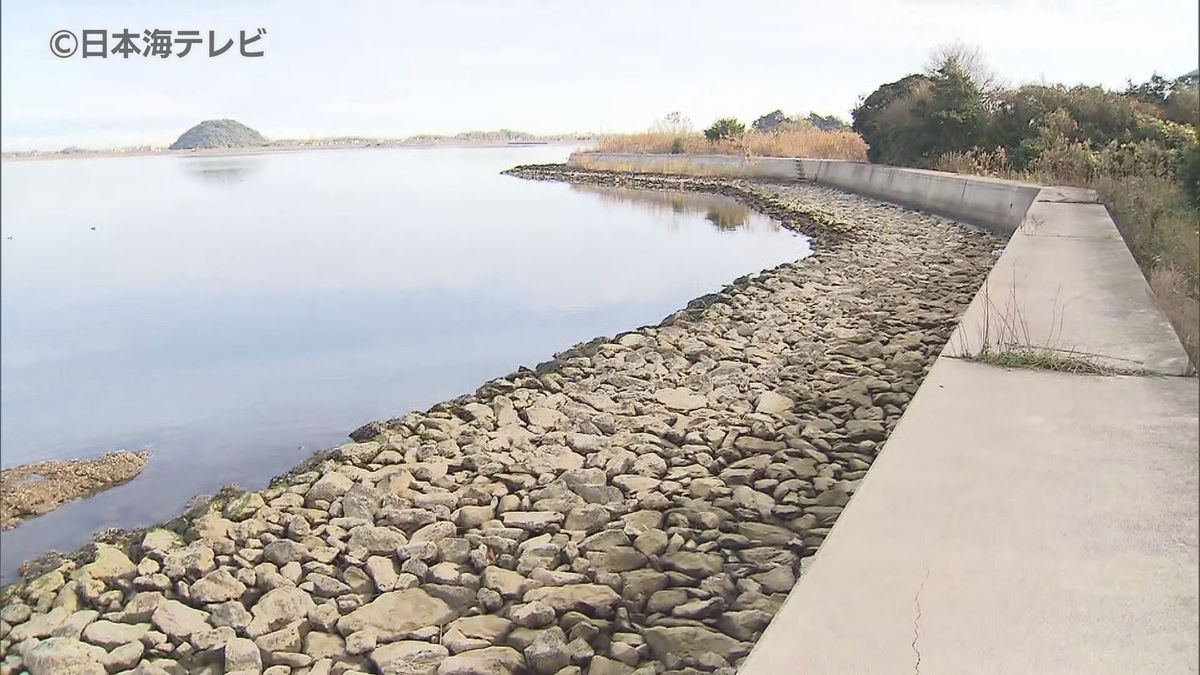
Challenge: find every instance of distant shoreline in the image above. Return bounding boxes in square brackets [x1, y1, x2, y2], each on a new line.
[0, 138, 595, 162]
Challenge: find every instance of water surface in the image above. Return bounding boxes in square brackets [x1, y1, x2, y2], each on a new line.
[0, 146, 809, 579]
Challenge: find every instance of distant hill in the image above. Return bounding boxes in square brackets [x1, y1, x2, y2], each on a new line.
[399, 129, 591, 144]
[170, 119, 268, 150]
[0, 126, 595, 159]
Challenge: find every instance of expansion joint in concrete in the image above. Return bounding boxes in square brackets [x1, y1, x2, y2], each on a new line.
[1019, 233, 1120, 240]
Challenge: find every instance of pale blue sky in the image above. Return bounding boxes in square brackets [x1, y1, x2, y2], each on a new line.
[2, 0, 1197, 151]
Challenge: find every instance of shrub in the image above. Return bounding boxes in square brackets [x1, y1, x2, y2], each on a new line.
[868, 50, 1199, 366]
[1132, 113, 1197, 150]
[916, 58, 989, 160]
[935, 147, 1011, 176]
[752, 110, 789, 133]
[752, 111, 852, 134]
[853, 74, 932, 163]
[1179, 141, 1200, 207]
[851, 62, 989, 166]
[804, 113, 851, 131]
[1026, 137, 1097, 184]
[1095, 139, 1178, 179]
[1164, 87, 1199, 126]
[704, 118, 746, 142]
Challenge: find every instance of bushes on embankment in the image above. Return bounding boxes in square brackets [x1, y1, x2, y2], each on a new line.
[591, 50, 1197, 363]
[851, 46, 1200, 364]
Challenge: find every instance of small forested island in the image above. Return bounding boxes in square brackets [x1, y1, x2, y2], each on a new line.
[169, 119, 269, 150]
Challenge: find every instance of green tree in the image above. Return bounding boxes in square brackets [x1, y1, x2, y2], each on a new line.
[805, 113, 850, 131]
[989, 84, 1162, 168]
[852, 74, 931, 163]
[912, 57, 989, 162]
[704, 117, 746, 142]
[852, 44, 994, 166]
[1179, 141, 1200, 206]
[1124, 74, 1173, 107]
[752, 110, 790, 132]
[1164, 86, 1199, 126]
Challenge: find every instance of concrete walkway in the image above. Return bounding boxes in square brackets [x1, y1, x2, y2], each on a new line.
[945, 186, 1192, 376]
[741, 187, 1199, 674]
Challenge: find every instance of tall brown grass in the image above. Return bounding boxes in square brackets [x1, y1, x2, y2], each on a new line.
[1099, 175, 1200, 367]
[595, 126, 868, 161]
[569, 153, 764, 178]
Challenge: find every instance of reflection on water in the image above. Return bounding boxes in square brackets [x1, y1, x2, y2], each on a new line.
[0, 146, 810, 579]
[179, 157, 263, 185]
[570, 184, 774, 233]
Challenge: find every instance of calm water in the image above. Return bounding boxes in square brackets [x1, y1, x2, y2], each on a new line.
[0, 146, 809, 579]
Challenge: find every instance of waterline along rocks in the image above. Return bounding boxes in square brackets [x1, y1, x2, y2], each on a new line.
[0, 452, 151, 531]
[0, 166, 1000, 674]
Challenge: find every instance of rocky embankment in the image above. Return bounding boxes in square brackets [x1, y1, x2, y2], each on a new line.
[0, 166, 1001, 675]
[1, 452, 150, 531]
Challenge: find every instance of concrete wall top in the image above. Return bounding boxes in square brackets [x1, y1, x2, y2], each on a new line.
[569, 152, 1041, 235]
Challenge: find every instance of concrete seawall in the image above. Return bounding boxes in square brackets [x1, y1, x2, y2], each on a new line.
[569, 153, 1041, 235]
[572, 152, 1199, 672]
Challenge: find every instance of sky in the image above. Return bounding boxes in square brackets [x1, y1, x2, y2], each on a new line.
[1, 0, 1197, 151]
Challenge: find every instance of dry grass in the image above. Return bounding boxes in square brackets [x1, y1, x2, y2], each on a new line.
[594, 132, 711, 155]
[1092, 175, 1199, 294]
[568, 153, 760, 178]
[953, 272, 1150, 376]
[594, 127, 869, 161]
[936, 147, 1012, 177]
[969, 346, 1138, 375]
[1149, 264, 1200, 365]
[1094, 175, 1200, 367]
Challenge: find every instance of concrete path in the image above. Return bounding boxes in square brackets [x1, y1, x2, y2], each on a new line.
[945, 187, 1192, 375]
[741, 188, 1199, 674]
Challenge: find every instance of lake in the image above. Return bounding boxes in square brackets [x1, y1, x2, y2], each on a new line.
[0, 146, 810, 580]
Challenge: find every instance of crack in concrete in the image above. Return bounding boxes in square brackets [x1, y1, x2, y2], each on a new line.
[912, 565, 931, 674]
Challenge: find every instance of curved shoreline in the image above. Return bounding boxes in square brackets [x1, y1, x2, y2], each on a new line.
[0, 452, 150, 532]
[0, 141, 588, 164]
[0, 167, 1000, 674]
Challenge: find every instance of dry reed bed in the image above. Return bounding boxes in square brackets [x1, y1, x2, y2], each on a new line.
[594, 129, 868, 161]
